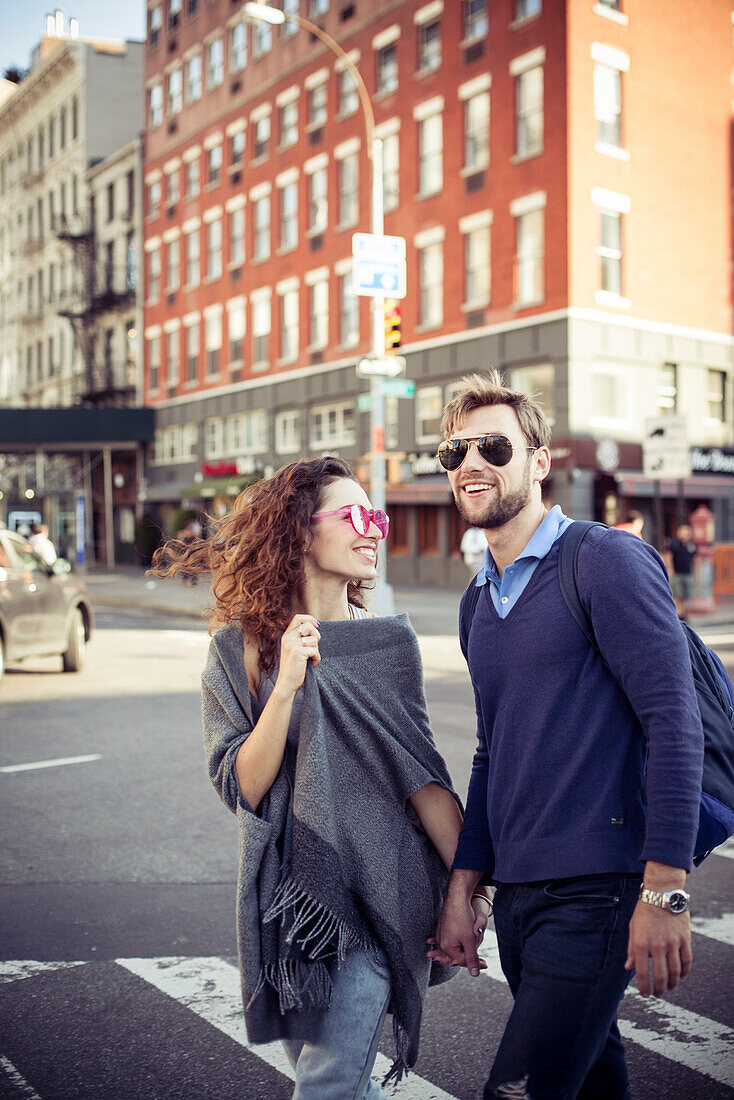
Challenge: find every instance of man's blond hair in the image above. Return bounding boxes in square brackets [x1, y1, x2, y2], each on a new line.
[441, 370, 551, 449]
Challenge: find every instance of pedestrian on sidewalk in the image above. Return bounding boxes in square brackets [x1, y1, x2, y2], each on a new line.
[460, 525, 488, 576]
[427, 371, 703, 1100]
[151, 456, 485, 1098]
[28, 523, 57, 566]
[614, 509, 645, 539]
[665, 523, 698, 621]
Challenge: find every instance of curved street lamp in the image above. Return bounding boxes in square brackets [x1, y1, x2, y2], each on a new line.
[243, 2, 394, 614]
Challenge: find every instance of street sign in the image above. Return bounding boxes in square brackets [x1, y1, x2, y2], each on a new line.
[356, 355, 406, 378]
[382, 378, 415, 398]
[352, 233, 407, 299]
[642, 415, 691, 479]
[357, 393, 373, 412]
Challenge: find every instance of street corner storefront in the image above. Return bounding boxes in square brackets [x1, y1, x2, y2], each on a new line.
[0, 407, 154, 569]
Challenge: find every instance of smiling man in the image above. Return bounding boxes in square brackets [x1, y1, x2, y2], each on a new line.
[427, 371, 703, 1100]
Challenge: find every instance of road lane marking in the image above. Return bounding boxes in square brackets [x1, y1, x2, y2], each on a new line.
[479, 931, 734, 1087]
[0, 961, 85, 985]
[118, 956, 460, 1100]
[0, 754, 101, 774]
[691, 911, 734, 946]
[0, 1056, 43, 1099]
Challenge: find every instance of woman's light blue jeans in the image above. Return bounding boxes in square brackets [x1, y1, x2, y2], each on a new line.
[282, 947, 391, 1100]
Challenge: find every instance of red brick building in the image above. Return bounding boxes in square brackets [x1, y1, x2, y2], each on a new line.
[142, 0, 733, 586]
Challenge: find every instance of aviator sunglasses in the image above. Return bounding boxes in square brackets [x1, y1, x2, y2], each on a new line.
[311, 503, 390, 540]
[437, 434, 536, 472]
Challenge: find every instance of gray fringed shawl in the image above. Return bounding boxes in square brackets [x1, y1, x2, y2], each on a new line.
[202, 612, 458, 1083]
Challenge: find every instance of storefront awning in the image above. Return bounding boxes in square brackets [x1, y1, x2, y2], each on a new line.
[615, 472, 734, 498]
[386, 479, 453, 505]
[180, 475, 256, 499]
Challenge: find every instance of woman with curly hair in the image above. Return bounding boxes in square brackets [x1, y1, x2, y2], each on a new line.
[153, 456, 489, 1099]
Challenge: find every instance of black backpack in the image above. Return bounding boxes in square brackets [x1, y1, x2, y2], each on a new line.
[459, 520, 734, 866]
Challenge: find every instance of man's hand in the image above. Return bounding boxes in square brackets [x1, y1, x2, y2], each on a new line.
[625, 902, 692, 997]
[427, 886, 486, 977]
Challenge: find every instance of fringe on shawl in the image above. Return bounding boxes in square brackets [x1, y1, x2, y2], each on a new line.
[246, 958, 333, 1015]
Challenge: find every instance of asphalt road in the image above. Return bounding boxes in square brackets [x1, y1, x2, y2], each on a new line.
[1, 606, 733, 1099]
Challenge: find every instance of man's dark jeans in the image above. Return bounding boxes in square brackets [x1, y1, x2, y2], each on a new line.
[484, 873, 642, 1099]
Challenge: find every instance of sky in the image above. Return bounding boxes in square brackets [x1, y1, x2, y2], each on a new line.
[0, 1, 145, 76]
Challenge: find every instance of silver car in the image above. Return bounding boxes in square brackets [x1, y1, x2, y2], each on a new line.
[0, 525, 94, 682]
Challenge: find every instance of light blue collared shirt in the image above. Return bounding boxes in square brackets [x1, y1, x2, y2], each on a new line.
[474, 505, 573, 618]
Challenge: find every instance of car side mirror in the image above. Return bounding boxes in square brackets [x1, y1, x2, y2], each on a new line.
[52, 558, 72, 576]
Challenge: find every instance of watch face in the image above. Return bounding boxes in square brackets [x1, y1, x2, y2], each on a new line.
[667, 891, 688, 913]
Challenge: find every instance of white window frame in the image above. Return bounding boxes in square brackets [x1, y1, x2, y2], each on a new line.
[415, 385, 443, 444]
[275, 409, 301, 455]
[310, 401, 356, 448]
[589, 364, 632, 429]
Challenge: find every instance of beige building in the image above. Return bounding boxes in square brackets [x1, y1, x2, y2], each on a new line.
[0, 25, 144, 408]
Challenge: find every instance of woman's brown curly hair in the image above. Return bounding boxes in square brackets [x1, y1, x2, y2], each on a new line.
[150, 456, 369, 674]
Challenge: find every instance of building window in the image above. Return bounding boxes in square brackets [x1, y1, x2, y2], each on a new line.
[72, 97, 78, 140]
[185, 323, 199, 383]
[706, 369, 727, 424]
[166, 238, 180, 291]
[465, 91, 490, 171]
[166, 329, 180, 386]
[149, 336, 161, 391]
[598, 0, 621, 10]
[310, 402, 355, 448]
[338, 70, 358, 116]
[229, 207, 245, 266]
[252, 19, 272, 57]
[206, 143, 222, 187]
[464, 226, 490, 306]
[308, 168, 328, 233]
[509, 363, 555, 424]
[252, 297, 271, 365]
[418, 112, 443, 196]
[279, 101, 298, 148]
[338, 154, 359, 227]
[185, 157, 200, 199]
[590, 366, 630, 426]
[167, 68, 182, 115]
[204, 417, 224, 459]
[515, 208, 544, 305]
[416, 385, 443, 442]
[205, 313, 222, 375]
[185, 228, 200, 286]
[185, 54, 202, 103]
[418, 21, 441, 72]
[186, 0, 198, 16]
[227, 410, 268, 455]
[275, 409, 301, 454]
[418, 242, 443, 328]
[207, 37, 224, 88]
[253, 196, 271, 260]
[149, 4, 162, 48]
[376, 44, 398, 95]
[148, 248, 161, 302]
[339, 272, 359, 346]
[597, 210, 622, 296]
[310, 0, 329, 14]
[169, 0, 182, 29]
[227, 302, 245, 365]
[230, 21, 247, 73]
[148, 82, 163, 128]
[309, 277, 329, 349]
[516, 66, 543, 157]
[657, 362, 677, 415]
[308, 82, 328, 128]
[594, 63, 622, 147]
[106, 183, 115, 223]
[279, 182, 298, 251]
[515, 0, 541, 19]
[126, 232, 137, 288]
[463, 0, 487, 40]
[279, 288, 299, 360]
[230, 130, 245, 167]
[253, 115, 270, 159]
[165, 167, 180, 205]
[206, 218, 223, 279]
[382, 132, 399, 212]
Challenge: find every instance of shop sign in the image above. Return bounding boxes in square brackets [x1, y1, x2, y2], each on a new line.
[690, 447, 734, 476]
[642, 416, 691, 479]
[201, 457, 261, 478]
[410, 452, 442, 476]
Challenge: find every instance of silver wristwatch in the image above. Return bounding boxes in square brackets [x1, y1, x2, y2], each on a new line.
[639, 886, 690, 914]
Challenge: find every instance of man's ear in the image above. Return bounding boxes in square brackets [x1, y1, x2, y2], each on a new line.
[534, 446, 551, 483]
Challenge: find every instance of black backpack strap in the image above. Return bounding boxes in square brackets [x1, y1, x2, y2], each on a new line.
[459, 580, 483, 660]
[557, 521, 607, 652]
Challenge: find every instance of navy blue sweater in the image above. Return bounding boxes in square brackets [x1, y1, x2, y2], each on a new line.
[452, 525, 704, 881]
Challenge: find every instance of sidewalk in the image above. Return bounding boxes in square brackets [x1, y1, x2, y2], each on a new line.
[82, 564, 734, 635]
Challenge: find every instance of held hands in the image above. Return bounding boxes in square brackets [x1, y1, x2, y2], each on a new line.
[426, 892, 490, 977]
[275, 615, 321, 697]
[625, 901, 692, 997]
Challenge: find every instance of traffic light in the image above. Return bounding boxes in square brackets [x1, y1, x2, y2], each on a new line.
[384, 301, 402, 355]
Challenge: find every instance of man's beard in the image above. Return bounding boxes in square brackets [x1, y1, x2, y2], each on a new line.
[453, 459, 533, 530]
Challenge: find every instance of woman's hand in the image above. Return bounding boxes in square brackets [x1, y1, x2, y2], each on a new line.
[275, 614, 321, 697]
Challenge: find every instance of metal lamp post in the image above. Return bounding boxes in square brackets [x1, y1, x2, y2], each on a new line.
[242, 2, 394, 614]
